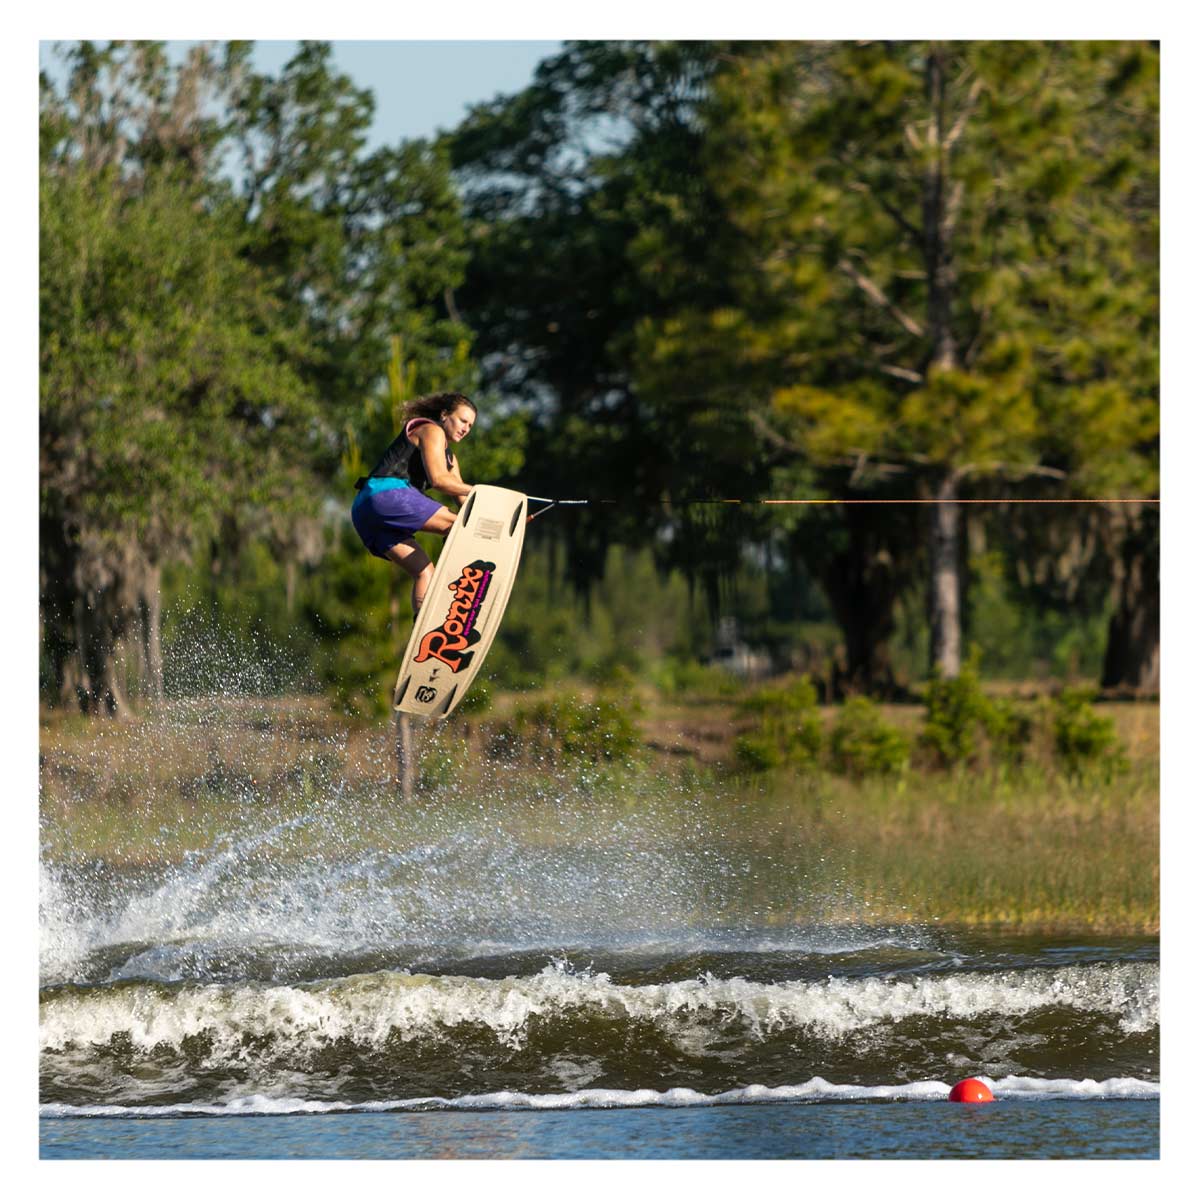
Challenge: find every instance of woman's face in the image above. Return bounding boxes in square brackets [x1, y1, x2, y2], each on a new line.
[441, 404, 476, 443]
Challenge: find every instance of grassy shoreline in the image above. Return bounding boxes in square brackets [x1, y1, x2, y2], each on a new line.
[39, 691, 1159, 936]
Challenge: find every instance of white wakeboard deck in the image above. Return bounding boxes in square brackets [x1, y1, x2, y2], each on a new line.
[393, 485, 528, 719]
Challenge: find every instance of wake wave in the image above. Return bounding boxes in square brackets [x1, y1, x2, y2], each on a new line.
[41, 959, 1159, 1062]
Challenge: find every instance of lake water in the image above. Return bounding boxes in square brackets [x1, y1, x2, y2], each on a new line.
[40, 892, 1158, 1159]
[40, 737, 1159, 1160]
[41, 1098, 1158, 1159]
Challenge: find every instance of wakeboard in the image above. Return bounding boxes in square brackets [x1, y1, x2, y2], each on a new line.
[393, 484, 528, 719]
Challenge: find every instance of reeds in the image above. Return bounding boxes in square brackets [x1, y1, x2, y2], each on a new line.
[39, 695, 1159, 932]
[751, 763, 1159, 931]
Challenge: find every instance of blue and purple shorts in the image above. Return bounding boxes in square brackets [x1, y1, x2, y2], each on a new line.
[351, 480, 445, 559]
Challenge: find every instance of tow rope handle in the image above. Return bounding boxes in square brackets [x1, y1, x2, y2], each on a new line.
[526, 497, 590, 523]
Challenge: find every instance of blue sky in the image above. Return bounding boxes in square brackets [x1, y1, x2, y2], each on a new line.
[39, 40, 563, 147]
[223, 41, 563, 145]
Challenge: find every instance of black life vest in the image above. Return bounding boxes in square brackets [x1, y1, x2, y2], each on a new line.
[354, 419, 452, 492]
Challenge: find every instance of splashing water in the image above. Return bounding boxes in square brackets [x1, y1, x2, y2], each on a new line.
[40, 668, 912, 989]
[39, 667, 1158, 1123]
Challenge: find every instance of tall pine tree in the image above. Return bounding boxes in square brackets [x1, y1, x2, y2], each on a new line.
[637, 40, 1158, 682]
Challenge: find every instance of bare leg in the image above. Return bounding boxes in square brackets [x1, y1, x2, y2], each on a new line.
[418, 506, 456, 536]
[384, 508, 455, 613]
[384, 539, 434, 614]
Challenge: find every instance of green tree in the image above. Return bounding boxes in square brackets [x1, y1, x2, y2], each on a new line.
[448, 42, 931, 691]
[40, 41, 481, 712]
[636, 40, 1158, 684]
[40, 45, 320, 712]
[448, 41, 748, 606]
[225, 41, 482, 685]
[228, 43, 474, 413]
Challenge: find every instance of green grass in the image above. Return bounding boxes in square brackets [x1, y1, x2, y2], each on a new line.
[743, 762, 1159, 932]
[39, 691, 1159, 934]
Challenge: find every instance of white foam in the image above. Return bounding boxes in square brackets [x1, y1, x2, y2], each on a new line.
[989, 1075, 1160, 1100]
[38, 1074, 1160, 1119]
[39, 959, 1159, 1061]
[38, 798, 934, 989]
[38, 861, 94, 984]
[38, 829, 478, 987]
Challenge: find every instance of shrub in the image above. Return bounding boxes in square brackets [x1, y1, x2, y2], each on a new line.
[456, 680, 493, 715]
[1051, 687, 1129, 779]
[982, 695, 1034, 764]
[739, 675, 820, 715]
[733, 733, 784, 773]
[733, 675, 822, 773]
[416, 740, 471, 790]
[653, 658, 742, 699]
[920, 651, 1032, 768]
[921, 656, 991, 765]
[491, 692, 642, 765]
[830, 697, 910, 777]
[582, 657, 640, 688]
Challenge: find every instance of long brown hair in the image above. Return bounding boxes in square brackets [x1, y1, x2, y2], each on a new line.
[403, 392, 476, 422]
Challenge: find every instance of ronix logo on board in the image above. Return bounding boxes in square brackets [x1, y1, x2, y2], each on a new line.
[413, 560, 496, 674]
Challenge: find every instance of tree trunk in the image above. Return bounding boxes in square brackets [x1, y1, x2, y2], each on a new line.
[921, 50, 966, 680]
[928, 472, 963, 678]
[923, 45, 960, 375]
[40, 513, 79, 707]
[43, 594, 77, 709]
[142, 566, 165, 704]
[1101, 505, 1159, 694]
[73, 594, 128, 717]
[816, 506, 909, 698]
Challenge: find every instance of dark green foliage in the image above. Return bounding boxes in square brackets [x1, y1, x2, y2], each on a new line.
[481, 544, 709, 692]
[448, 39, 1158, 694]
[731, 734, 785, 774]
[39, 40, 1159, 717]
[734, 676, 823, 773]
[491, 693, 642, 766]
[739, 675, 820, 714]
[455, 681, 493, 716]
[984, 697, 1036, 765]
[303, 533, 398, 719]
[830, 698, 910, 777]
[1051, 688, 1129, 779]
[39, 40, 474, 714]
[651, 659, 743, 700]
[963, 547, 1111, 681]
[229, 42, 475, 416]
[921, 652, 1033, 767]
[922, 659, 983, 765]
[447, 42, 746, 604]
[646, 41, 1156, 685]
[159, 544, 324, 699]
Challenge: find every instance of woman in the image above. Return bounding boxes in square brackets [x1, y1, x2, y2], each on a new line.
[351, 392, 477, 613]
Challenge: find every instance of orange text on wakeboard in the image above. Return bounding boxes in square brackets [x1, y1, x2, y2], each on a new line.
[413, 560, 496, 673]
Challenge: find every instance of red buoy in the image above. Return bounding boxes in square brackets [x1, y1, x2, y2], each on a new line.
[949, 1078, 995, 1103]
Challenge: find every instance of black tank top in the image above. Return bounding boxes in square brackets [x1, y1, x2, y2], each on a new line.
[354, 419, 452, 492]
